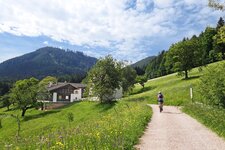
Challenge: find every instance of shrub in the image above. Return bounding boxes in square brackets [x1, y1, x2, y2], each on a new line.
[198, 63, 225, 108]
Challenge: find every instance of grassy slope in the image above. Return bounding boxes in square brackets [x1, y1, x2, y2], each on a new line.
[131, 61, 225, 106]
[130, 67, 203, 106]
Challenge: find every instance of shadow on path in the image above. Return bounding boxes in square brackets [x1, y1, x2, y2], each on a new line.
[162, 111, 182, 114]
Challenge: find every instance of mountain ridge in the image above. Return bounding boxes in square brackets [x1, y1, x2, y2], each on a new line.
[131, 56, 156, 68]
[0, 47, 97, 80]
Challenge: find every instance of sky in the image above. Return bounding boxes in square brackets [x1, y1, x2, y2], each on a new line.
[0, 0, 224, 63]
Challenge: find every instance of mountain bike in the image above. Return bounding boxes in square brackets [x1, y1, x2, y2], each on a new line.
[158, 101, 163, 112]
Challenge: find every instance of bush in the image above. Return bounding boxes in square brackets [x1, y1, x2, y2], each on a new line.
[198, 63, 225, 108]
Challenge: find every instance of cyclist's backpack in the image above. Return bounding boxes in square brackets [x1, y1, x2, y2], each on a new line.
[159, 94, 163, 99]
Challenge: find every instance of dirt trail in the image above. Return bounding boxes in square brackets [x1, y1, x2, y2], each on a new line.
[135, 105, 225, 150]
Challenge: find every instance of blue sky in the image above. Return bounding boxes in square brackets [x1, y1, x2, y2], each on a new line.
[0, 0, 223, 63]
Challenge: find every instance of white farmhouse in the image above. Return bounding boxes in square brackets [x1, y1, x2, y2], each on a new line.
[47, 82, 86, 102]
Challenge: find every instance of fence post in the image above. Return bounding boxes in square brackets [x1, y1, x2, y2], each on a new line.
[190, 86, 193, 103]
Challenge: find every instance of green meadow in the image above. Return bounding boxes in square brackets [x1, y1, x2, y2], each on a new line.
[0, 100, 151, 149]
[0, 60, 225, 149]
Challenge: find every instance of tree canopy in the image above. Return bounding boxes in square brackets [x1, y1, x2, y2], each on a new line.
[85, 56, 122, 102]
[10, 77, 39, 117]
[85, 56, 137, 102]
[166, 37, 202, 79]
[208, 0, 225, 11]
[121, 66, 137, 93]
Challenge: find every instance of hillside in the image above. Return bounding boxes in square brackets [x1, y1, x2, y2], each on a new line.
[131, 56, 155, 69]
[131, 60, 225, 105]
[0, 61, 225, 149]
[0, 47, 97, 80]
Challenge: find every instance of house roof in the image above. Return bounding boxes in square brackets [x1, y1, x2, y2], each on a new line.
[47, 82, 86, 91]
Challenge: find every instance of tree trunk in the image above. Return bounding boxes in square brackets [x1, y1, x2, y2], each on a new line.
[21, 108, 27, 117]
[7, 106, 9, 111]
[141, 83, 145, 88]
[184, 70, 188, 79]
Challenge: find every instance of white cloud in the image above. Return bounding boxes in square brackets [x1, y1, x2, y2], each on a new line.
[153, 0, 175, 8]
[0, 0, 223, 61]
[43, 41, 48, 45]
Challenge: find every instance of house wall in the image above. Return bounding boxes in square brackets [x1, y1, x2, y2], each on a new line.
[70, 88, 82, 102]
[52, 85, 82, 102]
[89, 87, 123, 101]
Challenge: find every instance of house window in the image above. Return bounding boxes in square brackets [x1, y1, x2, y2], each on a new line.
[74, 90, 79, 94]
[66, 96, 69, 100]
[58, 95, 62, 100]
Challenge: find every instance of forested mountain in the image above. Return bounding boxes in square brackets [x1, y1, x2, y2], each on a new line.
[131, 56, 155, 75]
[145, 17, 225, 79]
[0, 47, 97, 80]
[131, 56, 156, 68]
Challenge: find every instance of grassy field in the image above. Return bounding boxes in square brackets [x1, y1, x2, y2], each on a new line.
[0, 99, 151, 149]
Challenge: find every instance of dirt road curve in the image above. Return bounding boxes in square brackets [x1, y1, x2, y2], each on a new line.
[135, 105, 225, 150]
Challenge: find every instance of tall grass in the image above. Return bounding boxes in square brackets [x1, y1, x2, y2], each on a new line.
[183, 104, 225, 139]
[0, 100, 152, 149]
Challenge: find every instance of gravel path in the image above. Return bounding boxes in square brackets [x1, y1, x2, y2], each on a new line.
[135, 105, 225, 150]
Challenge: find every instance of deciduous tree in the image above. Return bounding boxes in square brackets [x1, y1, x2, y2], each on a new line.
[85, 56, 122, 102]
[136, 75, 148, 88]
[208, 0, 225, 11]
[166, 37, 202, 79]
[121, 66, 137, 93]
[213, 26, 225, 59]
[10, 78, 39, 117]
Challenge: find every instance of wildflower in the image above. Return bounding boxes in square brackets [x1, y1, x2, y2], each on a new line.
[56, 141, 64, 148]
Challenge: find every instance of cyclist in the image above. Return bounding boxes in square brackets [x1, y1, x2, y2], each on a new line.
[157, 91, 164, 112]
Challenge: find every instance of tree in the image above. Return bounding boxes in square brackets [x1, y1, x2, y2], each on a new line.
[121, 66, 137, 93]
[213, 26, 225, 59]
[0, 81, 11, 96]
[136, 75, 148, 88]
[166, 37, 202, 79]
[37, 76, 57, 110]
[134, 66, 145, 75]
[199, 27, 217, 63]
[216, 17, 225, 31]
[38, 76, 57, 100]
[208, 0, 225, 11]
[10, 78, 39, 117]
[145, 51, 167, 79]
[1, 94, 11, 111]
[85, 56, 122, 103]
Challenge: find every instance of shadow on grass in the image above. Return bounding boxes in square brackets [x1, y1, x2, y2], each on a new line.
[182, 76, 200, 81]
[23, 110, 60, 121]
[126, 97, 147, 102]
[94, 101, 117, 112]
[57, 101, 82, 109]
[131, 86, 156, 95]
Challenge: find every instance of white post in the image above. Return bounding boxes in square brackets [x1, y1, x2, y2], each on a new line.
[190, 87, 193, 102]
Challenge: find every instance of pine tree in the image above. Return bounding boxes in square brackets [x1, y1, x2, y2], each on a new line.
[216, 17, 224, 31]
